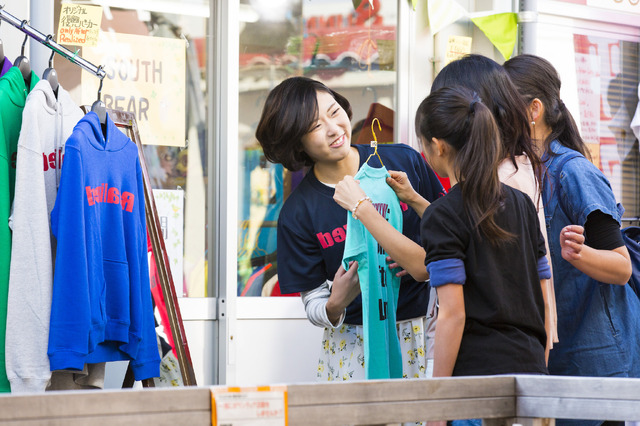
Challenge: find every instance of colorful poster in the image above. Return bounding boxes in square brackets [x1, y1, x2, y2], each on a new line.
[82, 33, 186, 147]
[57, 3, 102, 47]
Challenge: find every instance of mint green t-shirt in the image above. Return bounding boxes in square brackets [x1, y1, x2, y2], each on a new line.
[342, 163, 403, 380]
[0, 67, 40, 392]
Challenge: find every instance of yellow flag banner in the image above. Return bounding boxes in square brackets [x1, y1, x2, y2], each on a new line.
[470, 12, 518, 60]
[427, 0, 467, 35]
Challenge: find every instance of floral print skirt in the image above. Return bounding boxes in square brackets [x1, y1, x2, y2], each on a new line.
[316, 316, 433, 381]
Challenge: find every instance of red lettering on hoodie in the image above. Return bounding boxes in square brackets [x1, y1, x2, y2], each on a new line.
[85, 183, 135, 212]
[42, 148, 64, 171]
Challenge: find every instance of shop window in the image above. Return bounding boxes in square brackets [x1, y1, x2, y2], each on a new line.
[56, 1, 211, 298]
[571, 35, 639, 221]
[537, 15, 640, 224]
[237, 0, 397, 296]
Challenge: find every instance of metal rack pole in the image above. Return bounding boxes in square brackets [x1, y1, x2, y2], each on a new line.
[0, 6, 106, 79]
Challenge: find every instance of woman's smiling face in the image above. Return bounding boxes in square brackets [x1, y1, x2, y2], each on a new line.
[300, 90, 352, 165]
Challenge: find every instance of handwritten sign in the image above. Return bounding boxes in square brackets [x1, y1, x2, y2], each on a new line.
[81, 32, 186, 147]
[212, 386, 288, 426]
[57, 3, 103, 47]
[445, 36, 472, 65]
[573, 52, 600, 145]
[152, 189, 185, 297]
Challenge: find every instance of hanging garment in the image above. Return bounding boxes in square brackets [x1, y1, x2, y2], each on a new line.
[0, 58, 12, 79]
[48, 111, 160, 381]
[0, 65, 40, 393]
[45, 363, 106, 391]
[4, 80, 84, 393]
[148, 233, 176, 356]
[342, 163, 403, 380]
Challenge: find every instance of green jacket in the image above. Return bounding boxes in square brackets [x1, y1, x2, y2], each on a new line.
[0, 66, 39, 392]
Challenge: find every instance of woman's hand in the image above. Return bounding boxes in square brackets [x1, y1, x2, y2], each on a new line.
[559, 224, 630, 284]
[326, 261, 360, 325]
[560, 225, 585, 261]
[334, 175, 368, 212]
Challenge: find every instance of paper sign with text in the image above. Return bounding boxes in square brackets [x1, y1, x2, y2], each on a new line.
[212, 386, 288, 426]
[81, 32, 186, 147]
[57, 3, 102, 47]
[445, 36, 472, 65]
[152, 189, 185, 297]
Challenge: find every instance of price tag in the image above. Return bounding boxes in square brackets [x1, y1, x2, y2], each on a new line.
[211, 386, 288, 426]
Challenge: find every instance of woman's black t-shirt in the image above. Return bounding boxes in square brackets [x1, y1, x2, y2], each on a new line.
[277, 144, 445, 325]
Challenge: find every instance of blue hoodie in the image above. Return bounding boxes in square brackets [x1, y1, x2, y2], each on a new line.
[49, 111, 160, 381]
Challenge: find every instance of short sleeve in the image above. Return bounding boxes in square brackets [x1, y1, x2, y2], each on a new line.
[342, 215, 367, 270]
[421, 200, 470, 275]
[559, 157, 620, 226]
[276, 213, 328, 294]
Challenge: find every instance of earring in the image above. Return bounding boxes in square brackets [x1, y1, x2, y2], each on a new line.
[531, 121, 535, 126]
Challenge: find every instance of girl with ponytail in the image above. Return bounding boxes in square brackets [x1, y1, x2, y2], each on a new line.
[335, 86, 550, 389]
[415, 86, 549, 382]
[430, 54, 557, 363]
[504, 55, 639, 404]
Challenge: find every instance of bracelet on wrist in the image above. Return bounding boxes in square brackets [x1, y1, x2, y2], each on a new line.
[351, 196, 371, 220]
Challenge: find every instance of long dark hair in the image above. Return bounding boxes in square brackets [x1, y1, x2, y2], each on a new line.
[255, 77, 353, 171]
[416, 86, 514, 244]
[503, 54, 591, 160]
[431, 54, 543, 186]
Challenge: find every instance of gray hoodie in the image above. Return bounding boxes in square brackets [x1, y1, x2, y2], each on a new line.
[5, 80, 83, 392]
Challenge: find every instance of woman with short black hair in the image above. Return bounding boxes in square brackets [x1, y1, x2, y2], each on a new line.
[255, 76, 444, 381]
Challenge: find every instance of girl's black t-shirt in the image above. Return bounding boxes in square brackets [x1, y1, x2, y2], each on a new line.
[421, 183, 548, 376]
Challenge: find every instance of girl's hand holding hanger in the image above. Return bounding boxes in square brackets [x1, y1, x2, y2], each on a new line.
[386, 170, 431, 217]
[385, 170, 416, 203]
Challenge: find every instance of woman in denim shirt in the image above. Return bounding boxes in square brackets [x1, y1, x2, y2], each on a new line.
[505, 54, 639, 425]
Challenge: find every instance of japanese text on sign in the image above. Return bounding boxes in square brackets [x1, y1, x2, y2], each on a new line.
[445, 36, 472, 65]
[57, 3, 103, 47]
[212, 386, 288, 426]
